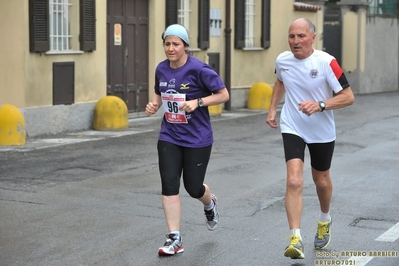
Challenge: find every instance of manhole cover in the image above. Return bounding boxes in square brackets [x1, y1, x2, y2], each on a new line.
[350, 218, 395, 231]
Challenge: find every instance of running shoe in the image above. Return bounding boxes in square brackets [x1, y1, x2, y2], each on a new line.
[204, 194, 219, 231]
[158, 234, 184, 255]
[284, 235, 305, 259]
[314, 219, 332, 249]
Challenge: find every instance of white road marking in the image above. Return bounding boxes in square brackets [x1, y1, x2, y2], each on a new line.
[375, 221, 399, 242]
[348, 256, 373, 266]
[69, 130, 150, 137]
[348, 222, 399, 265]
[0, 129, 154, 152]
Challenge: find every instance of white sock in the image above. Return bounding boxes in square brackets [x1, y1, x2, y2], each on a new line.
[170, 231, 180, 238]
[291, 228, 302, 240]
[319, 212, 331, 222]
[204, 199, 215, 211]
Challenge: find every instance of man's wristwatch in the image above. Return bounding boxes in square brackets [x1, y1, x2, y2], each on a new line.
[319, 101, 326, 112]
[198, 98, 204, 107]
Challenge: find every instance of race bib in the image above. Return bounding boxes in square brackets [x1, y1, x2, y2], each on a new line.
[161, 93, 188, 123]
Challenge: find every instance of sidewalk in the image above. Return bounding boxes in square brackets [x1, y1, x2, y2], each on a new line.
[0, 109, 268, 152]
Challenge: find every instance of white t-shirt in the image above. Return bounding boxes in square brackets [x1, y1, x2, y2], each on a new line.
[276, 50, 345, 143]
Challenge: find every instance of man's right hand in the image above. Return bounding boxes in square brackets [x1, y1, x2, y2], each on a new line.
[266, 109, 278, 128]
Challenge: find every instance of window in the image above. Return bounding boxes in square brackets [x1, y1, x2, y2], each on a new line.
[245, 0, 255, 47]
[367, 0, 398, 17]
[235, 0, 271, 49]
[210, 9, 222, 36]
[49, 0, 72, 51]
[178, 0, 191, 29]
[165, 0, 210, 49]
[29, 0, 96, 53]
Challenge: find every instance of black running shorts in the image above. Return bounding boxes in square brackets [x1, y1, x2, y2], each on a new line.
[282, 133, 335, 171]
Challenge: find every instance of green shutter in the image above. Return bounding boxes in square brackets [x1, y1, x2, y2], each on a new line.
[234, 0, 245, 49]
[198, 0, 210, 49]
[80, 0, 96, 51]
[29, 0, 49, 52]
[261, 0, 271, 49]
[165, 0, 178, 27]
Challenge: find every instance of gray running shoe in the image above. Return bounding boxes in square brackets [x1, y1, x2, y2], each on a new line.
[204, 194, 219, 231]
[314, 219, 332, 249]
[158, 234, 184, 255]
[284, 235, 305, 259]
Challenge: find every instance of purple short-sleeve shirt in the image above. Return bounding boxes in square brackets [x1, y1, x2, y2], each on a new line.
[154, 55, 226, 148]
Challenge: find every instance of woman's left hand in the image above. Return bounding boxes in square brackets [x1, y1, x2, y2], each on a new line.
[179, 100, 198, 113]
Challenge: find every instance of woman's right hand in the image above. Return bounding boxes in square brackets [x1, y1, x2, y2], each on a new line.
[145, 102, 159, 115]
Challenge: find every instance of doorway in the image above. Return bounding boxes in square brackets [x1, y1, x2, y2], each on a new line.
[323, 1, 342, 65]
[107, 0, 149, 112]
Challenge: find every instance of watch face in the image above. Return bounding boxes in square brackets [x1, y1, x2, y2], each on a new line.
[198, 98, 204, 107]
[319, 101, 326, 111]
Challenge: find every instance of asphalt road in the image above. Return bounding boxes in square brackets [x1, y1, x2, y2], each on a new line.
[1, 92, 398, 266]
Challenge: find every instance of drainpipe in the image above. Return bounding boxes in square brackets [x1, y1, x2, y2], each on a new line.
[224, 0, 232, 111]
